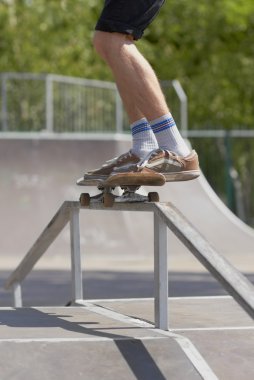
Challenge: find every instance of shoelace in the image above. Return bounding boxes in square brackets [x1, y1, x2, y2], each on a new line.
[110, 148, 180, 173]
[136, 149, 178, 170]
[104, 150, 132, 166]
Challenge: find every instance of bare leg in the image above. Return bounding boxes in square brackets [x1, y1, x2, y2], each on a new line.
[93, 31, 169, 123]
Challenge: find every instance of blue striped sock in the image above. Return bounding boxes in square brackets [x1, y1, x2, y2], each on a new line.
[150, 113, 190, 157]
[131, 118, 158, 158]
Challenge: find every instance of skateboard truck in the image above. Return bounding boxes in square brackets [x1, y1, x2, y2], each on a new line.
[79, 185, 160, 208]
[80, 185, 116, 208]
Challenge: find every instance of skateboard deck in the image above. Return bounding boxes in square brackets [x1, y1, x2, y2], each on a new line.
[77, 172, 165, 207]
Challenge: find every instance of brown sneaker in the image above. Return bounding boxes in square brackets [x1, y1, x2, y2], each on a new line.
[110, 149, 200, 182]
[83, 150, 140, 181]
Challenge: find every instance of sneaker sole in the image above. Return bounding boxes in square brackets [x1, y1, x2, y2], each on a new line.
[77, 175, 108, 186]
[163, 170, 200, 182]
[78, 170, 200, 186]
[105, 172, 166, 187]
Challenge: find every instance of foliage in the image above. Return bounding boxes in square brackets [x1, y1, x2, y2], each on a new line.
[1, 0, 254, 129]
[143, 0, 254, 129]
[0, 0, 101, 77]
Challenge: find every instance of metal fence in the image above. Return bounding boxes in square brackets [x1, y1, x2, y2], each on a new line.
[0, 72, 187, 133]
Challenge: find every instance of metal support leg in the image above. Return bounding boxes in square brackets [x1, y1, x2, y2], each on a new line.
[154, 213, 168, 330]
[70, 206, 83, 302]
[13, 282, 22, 307]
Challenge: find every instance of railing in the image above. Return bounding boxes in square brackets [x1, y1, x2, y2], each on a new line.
[5, 200, 254, 330]
[0, 72, 186, 134]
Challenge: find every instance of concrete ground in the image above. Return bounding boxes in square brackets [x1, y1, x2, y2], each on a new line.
[1, 269, 254, 308]
[0, 297, 253, 380]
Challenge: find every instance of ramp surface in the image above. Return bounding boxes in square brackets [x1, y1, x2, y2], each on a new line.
[0, 135, 253, 272]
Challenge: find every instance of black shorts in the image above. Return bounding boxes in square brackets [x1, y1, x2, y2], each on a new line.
[95, 0, 165, 40]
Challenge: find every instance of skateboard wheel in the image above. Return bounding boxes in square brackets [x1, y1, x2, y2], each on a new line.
[103, 193, 114, 207]
[148, 192, 159, 202]
[80, 193, 90, 207]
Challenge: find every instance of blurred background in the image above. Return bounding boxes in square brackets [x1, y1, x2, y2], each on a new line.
[1, 0, 254, 224]
[0, 0, 254, 305]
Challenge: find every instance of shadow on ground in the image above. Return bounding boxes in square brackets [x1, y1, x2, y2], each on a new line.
[1, 270, 254, 307]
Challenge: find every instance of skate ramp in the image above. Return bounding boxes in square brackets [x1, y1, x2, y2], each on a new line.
[0, 135, 253, 271]
[149, 173, 254, 255]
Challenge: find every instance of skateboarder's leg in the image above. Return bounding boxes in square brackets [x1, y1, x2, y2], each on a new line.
[93, 31, 190, 157]
[83, 0, 197, 182]
[93, 0, 190, 156]
[93, 31, 168, 123]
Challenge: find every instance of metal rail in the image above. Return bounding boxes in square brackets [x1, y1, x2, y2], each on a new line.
[5, 201, 254, 330]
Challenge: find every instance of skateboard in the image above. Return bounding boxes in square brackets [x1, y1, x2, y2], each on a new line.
[77, 172, 165, 207]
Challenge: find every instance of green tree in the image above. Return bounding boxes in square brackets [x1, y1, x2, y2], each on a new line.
[0, 0, 101, 77]
[142, 0, 254, 129]
[1, 0, 254, 129]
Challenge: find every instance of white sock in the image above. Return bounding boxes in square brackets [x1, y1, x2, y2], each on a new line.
[150, 113, 190, 157]
[131, 118, 158, 159]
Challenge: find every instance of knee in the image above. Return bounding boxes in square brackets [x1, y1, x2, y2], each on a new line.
[93, 31, 113, 61]
[93, 31, 132, 62]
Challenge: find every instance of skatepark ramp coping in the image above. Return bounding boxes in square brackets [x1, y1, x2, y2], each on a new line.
[5, 200, 254, 330]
